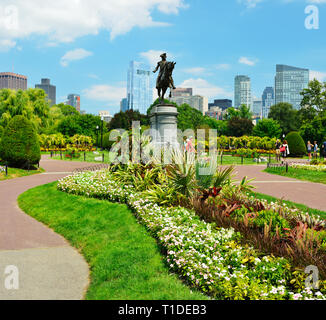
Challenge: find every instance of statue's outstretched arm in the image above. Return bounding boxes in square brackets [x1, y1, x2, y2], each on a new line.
[153, 63, 159, 73]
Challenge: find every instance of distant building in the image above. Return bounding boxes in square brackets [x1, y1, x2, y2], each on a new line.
[234, 75, 251, 109]
[67, 94, 81, 112]
[262, 87, 275, 118]
[99, 111, 113, 123]
[120, 98, 128, 112]
[170, 95, 208, 115]
[205, 106, 223, 120]
[35, 78, 56, 106]
[252, 99, 262, 118]
[275, 64, 309, 110]
[0, 72, 27, 90]
[171, 88, 193, 97]
[127, 61, 153, 114]
[209, 99, 232, 111]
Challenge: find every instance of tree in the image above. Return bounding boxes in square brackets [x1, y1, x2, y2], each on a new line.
[177, 104, 206, 131]
[0, 115, 41, 167]
[285, 132, 306, 157]
[252, 119, 282, 138]
[300, 79, 326, 113]
[227, 117, 254, 137]
[299, 115, 326, 145]
[56, 103, 79, 116]
[268, 103, 298, 134]
[108, 110, 149, 131]
[224, 105, 253, 120]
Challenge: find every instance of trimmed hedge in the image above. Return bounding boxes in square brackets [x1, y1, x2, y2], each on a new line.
[0, 115, 41, 167]
[286, 131, 306, 157]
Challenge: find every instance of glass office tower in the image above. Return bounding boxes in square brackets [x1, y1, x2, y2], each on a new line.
[127, 61, 153, 114]
[234, 75, 251, 109]
[262, 87, 275, 118]
[275, 65, 309, 110]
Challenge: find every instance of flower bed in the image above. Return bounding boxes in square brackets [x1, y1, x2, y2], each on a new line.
[291, 163, 326, 172]
[57, 170, 326, 300]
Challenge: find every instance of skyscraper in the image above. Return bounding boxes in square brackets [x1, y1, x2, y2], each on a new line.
[234, 75, 251, 109]
[275, 64, 309, 110]
[67, 94, 81, 112]
[170, 95, 208, 115]
[262, 87, 275, 118]
[252, 99, 263, 118]
[35, 78, 56, 106]
[127, 61, 153, 114]
[0, 72, 27, 90]
[120, 98, 128, 112]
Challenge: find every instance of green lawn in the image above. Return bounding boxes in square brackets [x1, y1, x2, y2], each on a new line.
[265, 167, 326, 185]
[251, 191, 326, 220]
[220, 154, 278, 166]
[18, 182, 208, 300]
[0, 166, 44, 181]
[52, 150, 113, 164]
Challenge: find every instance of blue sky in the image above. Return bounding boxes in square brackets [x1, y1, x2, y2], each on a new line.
[0, 0, 325, 115]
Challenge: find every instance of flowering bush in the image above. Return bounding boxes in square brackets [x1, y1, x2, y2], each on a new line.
[57, 170, 326, 300]
[0, 165, 6, 173]
[291, 163, 326, 172]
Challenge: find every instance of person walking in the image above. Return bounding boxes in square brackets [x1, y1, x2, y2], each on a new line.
[313, 141, 318, 160]
[275, 139, 281, 162]
[322, 139, 326, 161]
[307, 141, 313, 161]
[280, 140, 290, 162]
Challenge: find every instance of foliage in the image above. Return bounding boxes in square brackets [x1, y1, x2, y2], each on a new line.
[108, 109, 149, 131]
[252, 119, 282, 138]
[300, 79, 326, 113]
[285, 132, 307, 157]
[224, 105, 253, 121]
[0, 115, 41, 167]
[268, 103, 298, 135]
[227, 117, 254, 137]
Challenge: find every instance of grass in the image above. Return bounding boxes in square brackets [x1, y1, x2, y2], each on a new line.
[18, 182, 208, 300]
[265, 167, 326, 185]
[251, 191, 326, 220]
[52, 150, 113, 164]
[0, 166, 44, 181]
[220, 154, 278, 166]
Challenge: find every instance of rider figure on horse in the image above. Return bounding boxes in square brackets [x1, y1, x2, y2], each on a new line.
[153, 53, 176, 101]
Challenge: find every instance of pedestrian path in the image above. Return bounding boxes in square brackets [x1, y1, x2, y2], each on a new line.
[0, 156, 90, 300]
[234, 165, 326, 212]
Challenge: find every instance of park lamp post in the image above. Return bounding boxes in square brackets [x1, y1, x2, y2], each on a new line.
[96, 125, 100, 149]
[100, 116, 104, 151]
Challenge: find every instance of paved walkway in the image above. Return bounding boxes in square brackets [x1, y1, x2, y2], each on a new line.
[0, 156, 92, 300]
[233, 165, 326, 212]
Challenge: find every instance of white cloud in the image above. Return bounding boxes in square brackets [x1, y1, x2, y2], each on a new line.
[238, 0, 264, 9]
[239, 56, 257, 66]
[60, 48, 93, 67]
[310, 70, 326, 81]
[83, 84, 126, 105]
[178, 78, 233, 99]
[215, 64, 231, 70]
[0, 0, 187, 50]
[140, 50, 175, 66]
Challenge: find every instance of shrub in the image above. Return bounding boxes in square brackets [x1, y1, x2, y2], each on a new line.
[0, 115, 41, 167]
[0, 125, 3, 139]
[285, 132, 306, 157]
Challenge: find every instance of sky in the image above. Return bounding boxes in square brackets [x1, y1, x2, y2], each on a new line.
[0, 0, 325, 115]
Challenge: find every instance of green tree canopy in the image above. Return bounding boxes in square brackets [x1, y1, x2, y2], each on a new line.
[108, 109, 149, 131]
[227, 117, 254, 137]
[0, 115, 41, 167]
[300, 79, 326, 113]
[268, 103, 298, 135]
[224, 105, 253, 120]
[252, 119, 282, 138]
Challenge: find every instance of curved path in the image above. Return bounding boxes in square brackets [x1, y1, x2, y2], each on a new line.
[233, 165, 326, 212]
[0, 156, 92, 300]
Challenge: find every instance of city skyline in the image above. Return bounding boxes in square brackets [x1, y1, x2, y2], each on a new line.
[0, 1, 325, 115]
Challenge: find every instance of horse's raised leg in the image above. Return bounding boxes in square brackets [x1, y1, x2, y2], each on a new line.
[162, 88, 167, 101]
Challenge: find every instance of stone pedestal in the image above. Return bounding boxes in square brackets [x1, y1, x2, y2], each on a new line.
[150, 104, 179, 148]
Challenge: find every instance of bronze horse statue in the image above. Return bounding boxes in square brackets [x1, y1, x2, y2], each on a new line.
[153, 53, 176, 102]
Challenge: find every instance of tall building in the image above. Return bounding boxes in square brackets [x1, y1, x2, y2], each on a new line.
[252, 99, 263, 118]
[234, 75, 251, 109]
[262, 87, 275, 118]
[209, 99, 232, 111]
[120, 98, 128, 112]
[127, 61, 153, 114]
[170, 95, 208, 115]
[171, 88, 193, 97]
[275, 64, 309, 110]
[35, 78, 56, 106]
[0, 72, 27, 90]
[67, 94, 81, 112]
